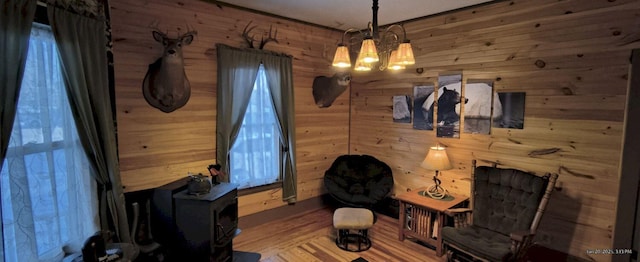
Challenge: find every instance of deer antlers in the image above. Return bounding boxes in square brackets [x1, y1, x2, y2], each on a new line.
[242, 21, 279, 49]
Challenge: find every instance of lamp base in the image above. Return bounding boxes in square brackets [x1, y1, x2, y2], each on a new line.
[424, 184, 448, 200]
[424, 171, 448, 199]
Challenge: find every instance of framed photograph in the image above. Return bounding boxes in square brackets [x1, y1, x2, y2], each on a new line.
[463, 80, 499, 135]
[493, 92, 526, 129]
[413, 84, 435, 130]
[393, 95, 412, 123]
[435, 74, 463, 138]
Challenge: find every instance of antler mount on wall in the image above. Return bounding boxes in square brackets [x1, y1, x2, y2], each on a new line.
[241, 21, 279, 49]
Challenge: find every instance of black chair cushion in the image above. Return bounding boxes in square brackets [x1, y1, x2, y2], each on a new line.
[324, 155, 393, 207]
[473, 166, 547, 236]
[441, 226, 511, 261]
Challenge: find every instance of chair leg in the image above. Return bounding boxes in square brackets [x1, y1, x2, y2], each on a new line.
[444, 243, 477, 262]
[131, 200, 164, 261]
[335, 229, 371, 252]
[131, 202, 140, 245]
[358, 231, 362, 251]
[359, 229, 371, 251]
[336, 229, 348, 250]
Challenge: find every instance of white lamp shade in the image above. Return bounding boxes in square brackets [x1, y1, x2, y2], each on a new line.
[421, 146, 453, 171]
[332, 45, 351, 68]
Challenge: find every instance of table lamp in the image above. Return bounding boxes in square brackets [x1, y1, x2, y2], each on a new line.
[421, 145, 453, 199]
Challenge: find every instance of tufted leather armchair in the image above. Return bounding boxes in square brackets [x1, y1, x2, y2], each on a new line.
[323, 155, 394, 208]
[441, 160, 558, 261]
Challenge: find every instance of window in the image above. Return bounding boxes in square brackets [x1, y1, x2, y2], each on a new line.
[1, 23, 98, 261]
[229, 65, 281, 189]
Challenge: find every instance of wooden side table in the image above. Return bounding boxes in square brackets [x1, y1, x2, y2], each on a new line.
[396, 189, 468, 257]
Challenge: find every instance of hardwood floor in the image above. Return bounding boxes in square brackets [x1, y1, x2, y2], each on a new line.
[234, 207, 446, 262]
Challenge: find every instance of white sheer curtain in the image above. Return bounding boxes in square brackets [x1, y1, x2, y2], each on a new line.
[0, 23, 98, 262]
[230, 65, 280, 189]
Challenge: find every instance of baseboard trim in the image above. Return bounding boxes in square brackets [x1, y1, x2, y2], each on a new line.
[238, 194, 327, 229]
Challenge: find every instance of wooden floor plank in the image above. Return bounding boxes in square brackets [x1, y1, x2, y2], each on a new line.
[234, 207, 445, 262]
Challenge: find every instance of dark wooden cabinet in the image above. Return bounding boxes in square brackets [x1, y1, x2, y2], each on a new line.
[174, 183, 239, 262]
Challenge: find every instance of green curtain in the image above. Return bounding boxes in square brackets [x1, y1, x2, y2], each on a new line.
[47, 6, 130, 242]
[263, 54, 297, 203]
[0, 0, 37, 258]
[216, 44, 261, 181]
[0, 0, 36, 169]
[216, 44, 297, 202]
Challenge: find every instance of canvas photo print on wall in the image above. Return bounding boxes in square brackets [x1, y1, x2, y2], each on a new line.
[393, 95, 412, 123]
[493, 92, 526, 129]
[428, 74, 464, 138]
[413, 84, 435, 130]
[463, 80, 501, 135]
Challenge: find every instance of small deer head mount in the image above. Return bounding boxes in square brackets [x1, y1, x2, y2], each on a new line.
[242, 21, 279, 49]
[312, 72, 351, 108]
[142, 30, 197, 113]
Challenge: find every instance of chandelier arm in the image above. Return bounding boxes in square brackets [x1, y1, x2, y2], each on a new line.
[343, 28, 374, 54]
[383, 24, 408, 41]
[341, 28, 360, 44]
[381, 31, 399, 45]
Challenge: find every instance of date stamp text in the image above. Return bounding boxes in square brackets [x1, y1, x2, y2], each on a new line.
[585, 248, 632, 255]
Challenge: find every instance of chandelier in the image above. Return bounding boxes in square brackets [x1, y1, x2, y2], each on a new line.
[331, 0, 416, 71]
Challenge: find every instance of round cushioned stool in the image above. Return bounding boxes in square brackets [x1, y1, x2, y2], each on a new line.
[333, 207, 374, 252]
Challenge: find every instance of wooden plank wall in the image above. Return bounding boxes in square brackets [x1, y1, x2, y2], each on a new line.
[109, 0, 349, 216]
[349, 0, 640, 261]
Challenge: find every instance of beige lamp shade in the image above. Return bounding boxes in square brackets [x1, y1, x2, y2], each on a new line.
[396, 41, 415, 65]
[421, 145, 453, 171]
[387, 50, 405, 70]
[359, 37, 379, 63]
[332, 45, 351, 68]
[354, 61, 372, 71]
[354, 51, 372, 71]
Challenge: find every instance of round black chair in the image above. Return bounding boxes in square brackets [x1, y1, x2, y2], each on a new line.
[323, 154, 394, 209]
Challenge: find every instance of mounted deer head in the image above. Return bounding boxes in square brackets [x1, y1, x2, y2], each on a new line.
[312, 72, 351, 108]
[242, 21, 279, 49]
[142, 30, 197, 113]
